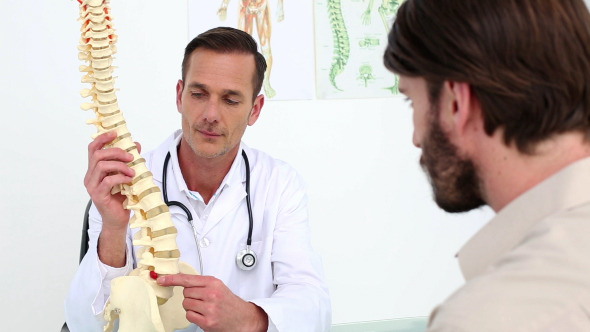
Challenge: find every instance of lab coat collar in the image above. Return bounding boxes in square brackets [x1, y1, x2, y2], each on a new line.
[150, 130, 181, 185]
[457, 156, 590, 280]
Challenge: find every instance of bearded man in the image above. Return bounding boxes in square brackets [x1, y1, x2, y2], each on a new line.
[384, 0, 590, 331]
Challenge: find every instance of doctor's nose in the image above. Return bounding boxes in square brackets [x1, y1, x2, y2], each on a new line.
[203, 100, 221, 123]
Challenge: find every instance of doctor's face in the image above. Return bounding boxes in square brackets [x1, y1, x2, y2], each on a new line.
[399, 75, 484, 213]
[176, 48, 263, 160]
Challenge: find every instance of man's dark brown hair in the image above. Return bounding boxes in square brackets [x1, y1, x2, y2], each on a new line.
[385, 0, 590, 154]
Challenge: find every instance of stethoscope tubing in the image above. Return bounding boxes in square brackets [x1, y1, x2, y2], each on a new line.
[161, 149, 255, 274]
[162, 152, 193, 221]
[242, 150, 254, 247]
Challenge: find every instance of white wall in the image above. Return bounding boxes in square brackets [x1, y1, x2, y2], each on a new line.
[0, 1, 496, 330]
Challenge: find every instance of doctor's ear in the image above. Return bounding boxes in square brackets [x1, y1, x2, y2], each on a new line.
[176, 80, 184, 112]
[248, 94, 264, 126]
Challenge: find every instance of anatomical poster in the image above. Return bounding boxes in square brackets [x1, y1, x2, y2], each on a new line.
[188, 0, 316, 101]
[314, 0, 402, 99]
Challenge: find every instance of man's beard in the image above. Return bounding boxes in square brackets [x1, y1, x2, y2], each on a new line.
[420, 115, 486, 213]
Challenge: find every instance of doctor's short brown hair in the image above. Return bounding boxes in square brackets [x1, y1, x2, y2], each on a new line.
[181, 27, 267, 101]
[384, 0, 590, 154]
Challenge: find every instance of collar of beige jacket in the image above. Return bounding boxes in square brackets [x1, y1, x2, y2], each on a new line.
[457, 156, 590, 280]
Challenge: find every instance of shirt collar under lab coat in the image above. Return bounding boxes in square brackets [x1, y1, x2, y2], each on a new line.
[457, 156, 590, 281]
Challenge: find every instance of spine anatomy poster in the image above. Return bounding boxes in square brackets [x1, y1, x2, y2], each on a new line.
[314, 0, 402, 99]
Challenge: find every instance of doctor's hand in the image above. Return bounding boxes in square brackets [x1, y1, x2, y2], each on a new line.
[158, 274, 269, 332]
[84, 131, 141, 267]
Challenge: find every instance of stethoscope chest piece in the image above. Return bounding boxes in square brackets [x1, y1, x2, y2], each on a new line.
[236, 246, 257, 270]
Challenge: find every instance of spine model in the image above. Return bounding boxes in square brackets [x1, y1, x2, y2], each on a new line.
[76, 1, 196, 331]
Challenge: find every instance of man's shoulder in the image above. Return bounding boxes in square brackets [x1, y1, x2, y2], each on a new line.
[429, 206, 590, 331]
[430, 270, 590, 331]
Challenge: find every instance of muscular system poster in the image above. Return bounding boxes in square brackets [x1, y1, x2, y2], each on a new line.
[188, 1, 315, 101]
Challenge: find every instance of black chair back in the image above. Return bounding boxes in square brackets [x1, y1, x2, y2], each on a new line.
[61, 198, 92, 332]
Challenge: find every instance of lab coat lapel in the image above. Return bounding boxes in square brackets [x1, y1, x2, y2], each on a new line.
[203, 183, 246, 235]
[202, 146, 248, 235]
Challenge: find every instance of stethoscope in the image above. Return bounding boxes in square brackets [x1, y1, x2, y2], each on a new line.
[162, 149, 257, 274]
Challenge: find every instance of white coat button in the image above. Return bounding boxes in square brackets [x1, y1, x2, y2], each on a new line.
[199, 238, 210, 248]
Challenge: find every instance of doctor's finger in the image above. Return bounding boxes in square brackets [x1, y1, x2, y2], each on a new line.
[87, 131, 117, 162]
[89, 173, 133, 202]
[184, 309, 209, 329]
[88, 145, 134, 168]
[97, 171, 134, 191]
[182, 297, 209, 312]
[85, 160, 135, 191]
[157, 273, 213, 288]
[181, 299, 224, 331]
[86, 148, 134, 182]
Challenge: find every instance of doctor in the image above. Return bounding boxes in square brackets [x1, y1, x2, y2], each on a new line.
[65, 27, 331, 331]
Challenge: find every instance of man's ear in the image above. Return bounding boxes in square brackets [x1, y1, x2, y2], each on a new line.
[176, 79, 184, 113]
[248, 94, 265, 126]
[448, 81, 479, 136]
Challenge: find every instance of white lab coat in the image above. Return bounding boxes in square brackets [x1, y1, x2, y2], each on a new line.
[65, 130, 332, 331]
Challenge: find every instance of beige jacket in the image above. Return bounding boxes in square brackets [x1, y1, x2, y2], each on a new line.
[429, 157, 590, 332]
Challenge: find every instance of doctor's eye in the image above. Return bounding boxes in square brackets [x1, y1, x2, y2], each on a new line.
[191, 90, 207, 99]
[224, 98, 240, 106]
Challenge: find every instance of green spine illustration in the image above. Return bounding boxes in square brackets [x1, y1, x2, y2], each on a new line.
[328, 0, 350, 91]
